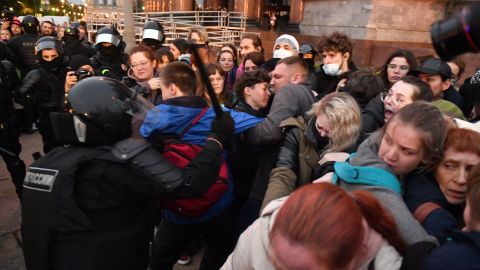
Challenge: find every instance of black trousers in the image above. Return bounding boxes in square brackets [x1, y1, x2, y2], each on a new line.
[150, 208, 234, 270]
[0, 116, 26, 198]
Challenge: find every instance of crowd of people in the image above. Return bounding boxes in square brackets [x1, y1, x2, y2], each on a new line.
[1, 11, 480, 270]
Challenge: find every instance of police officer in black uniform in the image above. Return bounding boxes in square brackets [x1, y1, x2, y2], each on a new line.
[0, 41, 26, 199]
[90, 26, 128, 81]
[7, 15, 41, 134]
[141, 21, 165, 51]
[62, 26, 95, 58]
[7, 15, 40, 79]
[19, 36, 68, 153]
[21, 76, 234, 270]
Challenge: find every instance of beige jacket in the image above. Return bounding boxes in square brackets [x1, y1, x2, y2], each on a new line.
[221, 196, 403, 270]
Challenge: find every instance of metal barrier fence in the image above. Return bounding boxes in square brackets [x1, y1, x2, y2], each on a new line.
[85, 10, 247, 47]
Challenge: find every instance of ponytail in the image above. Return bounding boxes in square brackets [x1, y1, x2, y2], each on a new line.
[352, 190, 406, 255]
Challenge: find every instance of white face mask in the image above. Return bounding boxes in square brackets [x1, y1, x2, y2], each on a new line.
[322, 63, 343, 76]
[273, 49, 294, 59]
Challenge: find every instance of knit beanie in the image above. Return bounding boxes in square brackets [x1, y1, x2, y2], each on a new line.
[172, 38, 188, 54]
[274, 34, 300, 52]
[69, 55, 92, 71]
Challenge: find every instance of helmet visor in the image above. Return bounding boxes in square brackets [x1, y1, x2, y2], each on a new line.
[95, 33, 121, 46]
[36, 40, 57, 53]
[142, 29, 163, 42]
[128, 93, 159, 137]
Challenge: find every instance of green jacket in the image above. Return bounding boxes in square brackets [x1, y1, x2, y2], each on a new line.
[261, 116, 320, 211]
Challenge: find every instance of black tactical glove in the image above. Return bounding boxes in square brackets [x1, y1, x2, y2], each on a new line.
[209, 112, 234, 149]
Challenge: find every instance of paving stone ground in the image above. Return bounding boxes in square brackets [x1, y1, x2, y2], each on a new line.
[0, 132, 203, 270]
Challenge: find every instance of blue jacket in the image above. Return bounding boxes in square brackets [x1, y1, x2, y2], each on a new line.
[424, 231, 480, 270]
[140, 96, 264, 224]
[404, 173, 464, 243]
[141, 96, 263, 145]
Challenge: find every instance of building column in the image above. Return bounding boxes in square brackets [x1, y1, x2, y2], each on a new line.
[232, 0, 265, 20]
[289, 0, 304, 23]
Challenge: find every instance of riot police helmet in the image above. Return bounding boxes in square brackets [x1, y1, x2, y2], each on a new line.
[63, 26, 80, 39]
[22, 15, 40, 34]
[67, 77, 156, 145]
[35, 36, 63, 57]
[300, 43, 317, 58]
[142, 21, 165, 45]
[95, 26, 122, 47]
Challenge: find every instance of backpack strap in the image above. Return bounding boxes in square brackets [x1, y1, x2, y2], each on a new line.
[179, 107, 209, 137]
[332, 161, 402, 194]
[413, 202, 442, 224]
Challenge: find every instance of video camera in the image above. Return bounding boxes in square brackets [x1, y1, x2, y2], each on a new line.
[75, 68, 92, 81]
[431, 2, 480, 61]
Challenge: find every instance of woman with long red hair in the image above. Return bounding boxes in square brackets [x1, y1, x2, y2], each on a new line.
[221, 183, 405, 270]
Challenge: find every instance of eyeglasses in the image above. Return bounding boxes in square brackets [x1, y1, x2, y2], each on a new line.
[130, 61, 149, 70]
[387, 64, 410, 72]
[380, 90, 406, 107]
[244, 66, 259, 72]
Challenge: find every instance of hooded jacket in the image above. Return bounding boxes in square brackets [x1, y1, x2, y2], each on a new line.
[359, 95, 385, 145]
[404, 173, 464, 244]
[222, 196, 403, 270]
[338, 131, 437, 246]
[140, 96, 264, 224]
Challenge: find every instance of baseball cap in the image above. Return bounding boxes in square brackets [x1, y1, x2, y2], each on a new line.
[413, 58, 452, 79]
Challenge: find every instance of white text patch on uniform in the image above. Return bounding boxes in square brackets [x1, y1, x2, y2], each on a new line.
[23, 167, 59, 192]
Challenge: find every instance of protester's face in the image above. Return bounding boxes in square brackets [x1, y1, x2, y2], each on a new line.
[41, 49, 59, 61]
[271, 234, 326, 270]
[270, 63, 292, 92]
[219, 51, 234, 72]
[240, 38, 260, 59]
[130, 52, 155, 81]
[322, 50, 344, 65]
[245, 82, 270, 110]
[0, 29, 12, 41]
[156, 55, 170, 69]
[378, 119, 425, 175]
[383, 80, 415, 122]
[244, 59, 259, 74]
[387, 57, 410, 84]
[209, 71, 224, 96]
[189, 32, 202, 44]
[41, 22, 54, 35]
[10, 24, 22, 36]
[78, 27, 86, 39]
[159, 80, 172, 100]
[419, 73, 450, 99]
[315, 112, 331, 137]
[435, 147, 480, 205]
[57, 27, 65, 39]
[169, 44, 181, 59]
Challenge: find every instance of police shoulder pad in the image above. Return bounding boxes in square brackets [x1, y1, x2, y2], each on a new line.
[110, 138, 150, 160]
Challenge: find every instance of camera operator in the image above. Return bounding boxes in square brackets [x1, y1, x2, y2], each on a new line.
[90, 26, 128, 81]
[19, 36, 68, 153]
[65, 55, 94, 93]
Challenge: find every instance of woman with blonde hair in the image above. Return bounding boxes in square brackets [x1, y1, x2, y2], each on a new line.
[261, 92, 361, 209]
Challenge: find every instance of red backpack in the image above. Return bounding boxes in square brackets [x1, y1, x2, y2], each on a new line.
[158, 108, 229, 218]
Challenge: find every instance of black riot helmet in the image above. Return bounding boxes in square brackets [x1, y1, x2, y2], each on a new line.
[35, 36, 63, 58]
[142, 21, 165, 50]
[63, 26, 80, 39]
[95, 26, 126, 52]
[300, 43, 317, 59]
[22, 15, 40, 34]
[66, 77, 156, 145]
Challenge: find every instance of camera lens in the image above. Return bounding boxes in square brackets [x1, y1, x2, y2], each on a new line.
[431, 2, 480, 61]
